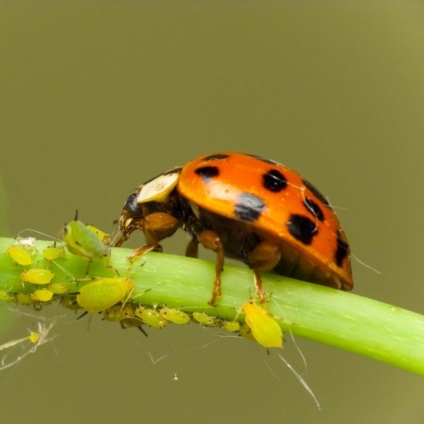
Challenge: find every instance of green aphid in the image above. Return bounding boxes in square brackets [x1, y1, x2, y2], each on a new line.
[63, 211, 110, 262]
[6, 245, 32, 266]
[43, 245, 66, 261]
[77, 278, 134, 313]
[21, 268, 54, 285]
[159, 307, 190, 325]
[222, 320, 240, 332]
[135, 307, 167, 329]
[31, 289, 54, 302]
[192, 311, 220, 327]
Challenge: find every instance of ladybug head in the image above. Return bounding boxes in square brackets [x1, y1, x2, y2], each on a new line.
[114, 168, 182, 247]
[114, 192, 144, 246]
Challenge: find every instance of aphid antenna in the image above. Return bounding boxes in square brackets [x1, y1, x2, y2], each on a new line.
[110, 228, 123, 247]
[15, 229, 62, 243]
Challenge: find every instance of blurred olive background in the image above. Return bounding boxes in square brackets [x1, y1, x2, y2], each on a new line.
[1, 1, 423, 423]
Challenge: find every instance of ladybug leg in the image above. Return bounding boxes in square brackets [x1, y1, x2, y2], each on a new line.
[127, 212, 180, 262]
[185, 237, 199, 258]
[197, 230, 225, 306]
[247, 241, 281, 302]
[127, 243, 162, 262]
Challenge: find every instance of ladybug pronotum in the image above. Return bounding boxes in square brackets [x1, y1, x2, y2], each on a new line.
[115, 152, 352, 305]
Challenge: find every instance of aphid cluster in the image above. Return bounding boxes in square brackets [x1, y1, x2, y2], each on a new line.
[1, 213, 116, 310]
[2, 237, 70, 307]
[2, 201, 287, 349]
[100, 302, 282, 348]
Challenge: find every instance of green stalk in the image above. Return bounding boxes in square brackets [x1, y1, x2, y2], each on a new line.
[0, 237, 423, 376]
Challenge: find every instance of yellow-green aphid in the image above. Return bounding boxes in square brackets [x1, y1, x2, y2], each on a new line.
[242, 301, 283, 348]
[192, 312, 220, 327]
[86, 225, 111, 245]
[103, 305, 123, 322]
[48, 283, 69, 294]
[21, 268, 54, 285]
[6, 245, 32, 266]
[0, 290, 16, 303]
[63, 211, 110, 262]
[135, 307, 167, 328]
[104, 305, 147, 335]
[239, 323, 255, 342]
[222, 320, 240, 332]
[76, 278, 134, 313]
[60, 296, 80, 311]
[43, 245, 66, 261]
[16, 293, 35, 305]
[103, 304, 135, 322]
[31, 289, 54, 302]
[159, 307, 190, 325]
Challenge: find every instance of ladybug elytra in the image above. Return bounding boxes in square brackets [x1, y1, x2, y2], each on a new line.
[115, 152, 352, 305]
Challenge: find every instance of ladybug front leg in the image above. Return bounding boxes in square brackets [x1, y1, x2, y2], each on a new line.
[247, 241, 281, 302]
[185, 237, 199, 258]
[196, 229, 225, 306]
[128, 212, 180, 261]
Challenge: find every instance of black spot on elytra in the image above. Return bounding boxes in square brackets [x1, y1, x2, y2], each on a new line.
[335, 231, 349, 267]
[262, 169, 288, 193]
[287, 214, 317, 245]
[195, 166, 220, 181]
[234, 193, 265, 222]
[245, 153, 279, 165]
[302, 178, 332, 209]
[202, 153, 230, 161]
[303, 197, 324, 221]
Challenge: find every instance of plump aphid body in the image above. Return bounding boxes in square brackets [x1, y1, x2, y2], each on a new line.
[31, 289, 54, 302]
[159, 307, 191, 324]
[76, 278, 134, 313]
[43, 245, 66, 261]
[135, 307, 167, 328]
[242, 301, 283, 348]
[6, 245, 33, 266]
[115, 152, 352, 305]
[21, 268, 54, 285]
[63, 211, 110, 262]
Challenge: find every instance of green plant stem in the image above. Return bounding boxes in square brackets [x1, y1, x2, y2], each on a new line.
[1, 237, 423, 376]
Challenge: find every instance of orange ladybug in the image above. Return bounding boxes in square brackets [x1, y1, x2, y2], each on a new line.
[115, 152, 352, 305]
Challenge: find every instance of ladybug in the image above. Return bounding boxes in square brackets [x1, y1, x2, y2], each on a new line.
[115, 152, 352, 305]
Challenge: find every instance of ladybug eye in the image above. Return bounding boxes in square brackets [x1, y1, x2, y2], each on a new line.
[124, 193, 143, 218]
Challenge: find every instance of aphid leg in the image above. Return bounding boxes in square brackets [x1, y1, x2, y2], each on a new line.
[85, 261, 93, 276]
[77, 311, 89, 320]
[247, 241, 281, 303]
[197, 230, 225, 306]
[137, 326, 149, 337]
[119, 319, 148, 337]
